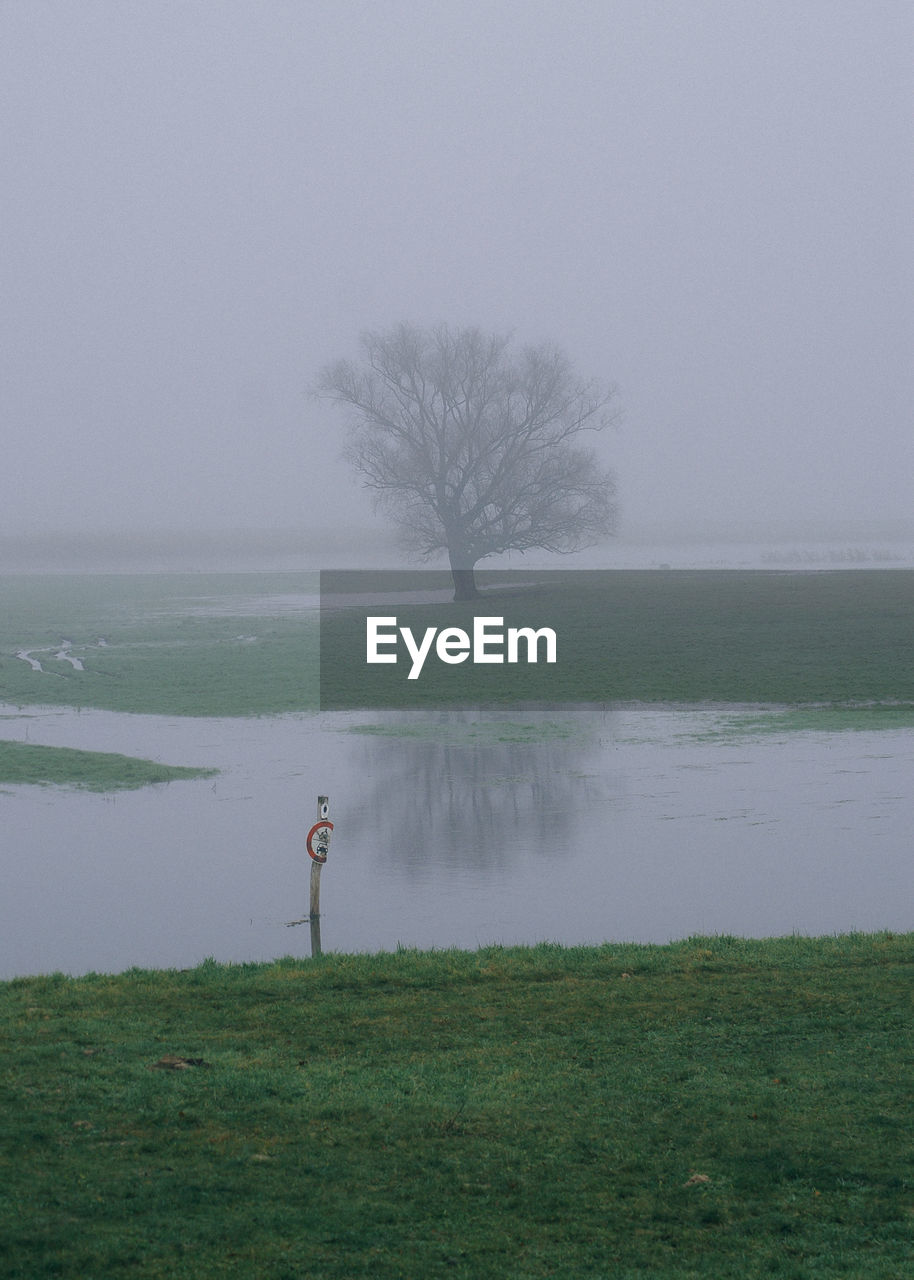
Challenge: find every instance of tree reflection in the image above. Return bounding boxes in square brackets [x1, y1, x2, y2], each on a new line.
[338, 705, 616, 874]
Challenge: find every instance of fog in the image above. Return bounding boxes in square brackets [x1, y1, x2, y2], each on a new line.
[3, 1, 911, 553]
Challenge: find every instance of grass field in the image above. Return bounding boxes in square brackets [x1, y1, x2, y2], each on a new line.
[0, 572, 319, 718]
[3, 571, 913, 1274]
[2, 568, 912, 788]
[320, 568, 914, 708]
[1, 935, 912, 1279]
[2, 569, 912, 720]
[0, 573, 319, 786]
[0, 740, 217, 791]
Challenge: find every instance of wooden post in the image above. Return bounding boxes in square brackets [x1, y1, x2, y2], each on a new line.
[307, 795, 331, 958]
[309, 854, 322, 920]
[309, 904, 322, 959]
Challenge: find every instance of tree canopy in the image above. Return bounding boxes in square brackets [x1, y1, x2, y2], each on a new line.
[316, 323, 618, 598]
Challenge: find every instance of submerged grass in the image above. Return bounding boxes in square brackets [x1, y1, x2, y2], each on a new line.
[0, 740, 218, 791]
[674, 703, 914, 743]
[0, 572, 320, 717]
[1, 935, 912, 1278]
[346, 717, 582, 745]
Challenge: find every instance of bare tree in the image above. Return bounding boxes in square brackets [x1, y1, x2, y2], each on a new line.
[315, 323, 619, 599]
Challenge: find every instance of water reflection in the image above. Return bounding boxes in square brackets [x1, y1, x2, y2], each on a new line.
[341, 707, 619, 876]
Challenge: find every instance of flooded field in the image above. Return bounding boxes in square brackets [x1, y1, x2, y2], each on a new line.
[1, 701, 911, 978]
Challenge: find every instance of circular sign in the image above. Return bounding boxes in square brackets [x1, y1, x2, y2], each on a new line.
[307, 819, 333, 863]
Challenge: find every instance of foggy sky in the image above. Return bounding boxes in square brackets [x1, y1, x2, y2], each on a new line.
[3, 1, 912, 542]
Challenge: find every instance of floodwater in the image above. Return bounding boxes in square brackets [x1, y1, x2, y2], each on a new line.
[1, 701, 912, 978]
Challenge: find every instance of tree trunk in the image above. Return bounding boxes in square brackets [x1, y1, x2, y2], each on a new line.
[451, 567, 478, 601]
[448, 546, 478, 601]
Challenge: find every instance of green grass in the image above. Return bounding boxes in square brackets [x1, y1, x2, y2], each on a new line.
[3, 573, 911, 1274]
[3, 569, 911, 787]
[3, 570, 914, 718]
[687, 704, 914, 741]
[0, 573, 319, 716]
[320, 569, 914, 709]
[1, 935, 912, 1278]
[0, 740, 218, 791]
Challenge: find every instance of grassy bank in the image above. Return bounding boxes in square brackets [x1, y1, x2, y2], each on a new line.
[2, 935, 912, 1278]
[0, 740, 218, 791]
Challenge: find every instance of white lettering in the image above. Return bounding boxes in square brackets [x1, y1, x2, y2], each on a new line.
[400, 626, 437, 680]
[366, 616, 398, 663]
[364, 616, 557, 676]
[507, 626, 557, 664]
[473, 616, 504, 663]
[436, 627, 471, 664]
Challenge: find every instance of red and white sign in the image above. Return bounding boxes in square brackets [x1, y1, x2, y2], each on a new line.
[307, 820, 333, 863]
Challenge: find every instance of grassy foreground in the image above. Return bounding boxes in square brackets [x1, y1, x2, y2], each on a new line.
[2, 935, 912, 1279]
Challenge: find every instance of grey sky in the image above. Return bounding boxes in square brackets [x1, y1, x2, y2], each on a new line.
[3, 0, 911, 540]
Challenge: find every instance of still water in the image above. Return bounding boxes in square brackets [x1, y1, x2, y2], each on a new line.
[1, 701, 911, 978]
